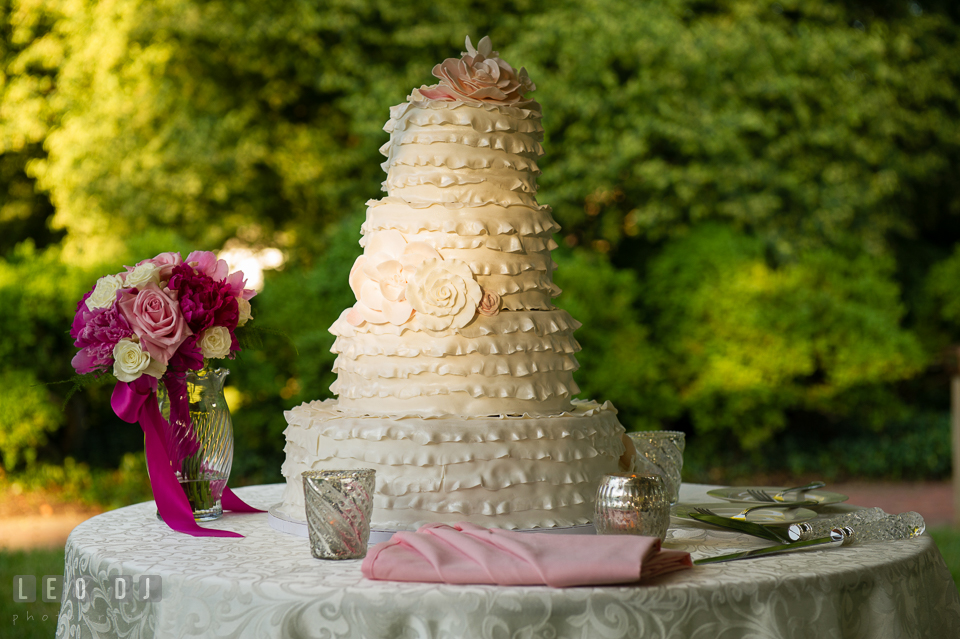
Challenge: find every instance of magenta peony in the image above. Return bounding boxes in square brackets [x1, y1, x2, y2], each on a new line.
[71, 290, 135, 375]
[167, 264, 240, 348]
[419, 36, 535, 105]
[168, 334, 204, 372]
[117, 283, 192, 365]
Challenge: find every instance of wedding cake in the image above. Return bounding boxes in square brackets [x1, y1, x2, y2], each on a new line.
[278, 37, 627, 530]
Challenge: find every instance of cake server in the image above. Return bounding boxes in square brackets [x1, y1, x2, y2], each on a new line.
[688, 512, 791, 543]
[693, 527, 853, 565]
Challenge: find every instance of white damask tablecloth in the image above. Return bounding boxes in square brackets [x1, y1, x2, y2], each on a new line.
[57, 483, 960, 639]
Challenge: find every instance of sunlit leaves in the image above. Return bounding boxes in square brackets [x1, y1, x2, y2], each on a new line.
[647, 225, 926, 447]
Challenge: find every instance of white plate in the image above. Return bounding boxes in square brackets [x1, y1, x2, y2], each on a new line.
[672, 502, 817, 525]
[706, 486, 848, 506]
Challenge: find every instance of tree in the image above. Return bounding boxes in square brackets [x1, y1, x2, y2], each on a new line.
[2, 0, 960, 475]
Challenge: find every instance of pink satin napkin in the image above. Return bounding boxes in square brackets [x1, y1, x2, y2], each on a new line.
[361, 522, 692, 587]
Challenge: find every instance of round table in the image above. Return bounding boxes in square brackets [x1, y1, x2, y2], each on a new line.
[57, 484, 960, 639]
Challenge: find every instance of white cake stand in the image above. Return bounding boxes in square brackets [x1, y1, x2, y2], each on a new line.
[267, 503, 596, 544]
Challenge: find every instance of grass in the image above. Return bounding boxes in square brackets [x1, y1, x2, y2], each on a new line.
[0, 548, 65, 639]
[930, 526, 960, 588]
[1, 453, 152, 512]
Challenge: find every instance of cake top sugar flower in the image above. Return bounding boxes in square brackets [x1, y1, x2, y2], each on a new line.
[419, 36, 536, 105]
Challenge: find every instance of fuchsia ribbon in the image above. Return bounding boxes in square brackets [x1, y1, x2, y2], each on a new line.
[111, 377, 263, 538]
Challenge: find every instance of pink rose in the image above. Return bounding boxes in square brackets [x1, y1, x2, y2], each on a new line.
[118, 283, 192, 365]
[147, 252, 183, 282]
[419, 36, 535, 105]
[477, 288, 501, 317]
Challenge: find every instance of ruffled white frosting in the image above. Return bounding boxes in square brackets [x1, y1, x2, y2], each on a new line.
[332, 308, 581, 339]
[363, 199, 560, 236]
[382, 129, 543, 156]
[334, 351, 576, 380]
[343, 97, 572, 415]
[366, 231, 556, 254]
[384, 165, 539, 195]
[281, 93, 624, 530]
[330, 308, 581, 417]
[385, 100, 544, 134]
[387, 95, 542, 126]
[382, 145, 541, 175]
[278, 399, 625, 530]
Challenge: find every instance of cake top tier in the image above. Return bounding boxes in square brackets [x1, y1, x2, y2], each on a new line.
[417, 36, 536, 106]
[327, 35, 579, 418]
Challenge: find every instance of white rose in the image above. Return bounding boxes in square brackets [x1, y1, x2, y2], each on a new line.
[237, 297, 252, 327]
[406, 258, 482, 331]
[123, 262, 160, 289]
[199, 326, 232, 359]
[346, 229, 441, 326]
[112, 338, 165, 382]
[86, 274, 125, 310]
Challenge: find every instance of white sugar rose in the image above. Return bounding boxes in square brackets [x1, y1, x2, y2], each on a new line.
[346, 229, 441, 326]
[199, 326, 232, 359]
[237, 297, 252, 327]
[406, 258, 482, 331]
[123, 262, 160, 289]
[112, 338, 166, 382]
[86, 274, 125, 310]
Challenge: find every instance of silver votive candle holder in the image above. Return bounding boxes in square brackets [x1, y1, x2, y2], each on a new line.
[302, 469, 376, 560]
[595, 472, 670, 540]
[628, 430, 685, 505]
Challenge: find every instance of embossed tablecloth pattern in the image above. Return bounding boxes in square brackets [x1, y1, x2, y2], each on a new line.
[57, 484, 960, 639]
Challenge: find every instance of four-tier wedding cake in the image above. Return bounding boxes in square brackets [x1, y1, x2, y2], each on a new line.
[278, 37, 627, 530]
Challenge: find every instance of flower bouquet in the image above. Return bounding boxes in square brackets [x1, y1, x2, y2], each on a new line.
[71, 251, 262, 537]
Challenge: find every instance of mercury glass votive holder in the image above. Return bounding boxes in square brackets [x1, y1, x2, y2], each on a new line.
[628, 431, 685, 505]
[594, 473, 670, 540]
[302, 469, 376, 560]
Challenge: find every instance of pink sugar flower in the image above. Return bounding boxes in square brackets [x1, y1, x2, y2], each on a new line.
[477, 288, 502, 317]
[419, 36, 535, 105]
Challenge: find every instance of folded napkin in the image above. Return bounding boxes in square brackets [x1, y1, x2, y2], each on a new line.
[361, 522, 692, 587]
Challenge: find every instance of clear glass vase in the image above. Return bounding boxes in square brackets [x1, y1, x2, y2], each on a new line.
[157, 367, 234, 521]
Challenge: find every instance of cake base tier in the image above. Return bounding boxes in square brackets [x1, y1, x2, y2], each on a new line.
[267, 503, 596, 544]
[279, 398, 625, 530]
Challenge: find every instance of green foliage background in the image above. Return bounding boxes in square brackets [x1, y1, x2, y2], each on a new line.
[2, 0, 959, 491]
